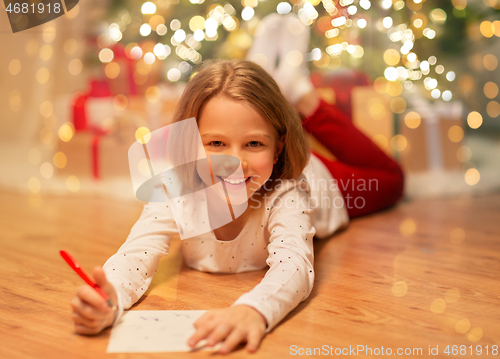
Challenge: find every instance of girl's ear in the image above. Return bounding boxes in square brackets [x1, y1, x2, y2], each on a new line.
[274, 134, 286, 164]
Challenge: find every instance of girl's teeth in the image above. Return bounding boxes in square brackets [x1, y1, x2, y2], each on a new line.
[223, 177, 248, 184]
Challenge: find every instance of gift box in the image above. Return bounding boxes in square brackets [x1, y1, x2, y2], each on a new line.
[398, 100, 464, 173]
[351, 86, 394, 157]
[58, 90, 179, 180]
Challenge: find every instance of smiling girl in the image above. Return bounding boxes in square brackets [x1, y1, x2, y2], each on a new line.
[69, 55, 403, 353]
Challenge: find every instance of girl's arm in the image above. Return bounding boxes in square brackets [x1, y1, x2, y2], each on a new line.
[232, 183, 316, 333]
[102, 201, 178, 323]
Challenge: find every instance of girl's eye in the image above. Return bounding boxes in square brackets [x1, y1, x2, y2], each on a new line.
[208, 141, 223, 147]
[248, 141, 262, 147]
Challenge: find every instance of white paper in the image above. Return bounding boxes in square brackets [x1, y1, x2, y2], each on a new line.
[106, 310, 222, 353]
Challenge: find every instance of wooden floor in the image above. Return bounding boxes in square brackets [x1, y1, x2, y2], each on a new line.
[1, 189, 499, 358]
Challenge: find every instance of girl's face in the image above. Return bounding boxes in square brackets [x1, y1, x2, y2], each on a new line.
[197, 96, 282, 202]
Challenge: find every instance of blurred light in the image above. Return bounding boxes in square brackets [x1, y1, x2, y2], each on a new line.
[431, 89, 441, 99]
[484, 82, 499, 98]
[167, 68, 181, 81]
[399, 219, 416, 236]
[467, 111, 482, 129]
[480, 21, 494, 38]
[391, 134, 407, 151]
[326, 28, 340, 37]
[130, 46, 143, 60]
[428, 56, 437, 65]
[391, 281, 408, 297]
[381, 0, 392, 9]
[455, 319, 471, 333]
[311, 48, 321, 61]
[359, 0, 371, 9]
[105, 62, 120, 79]
[194, 29, 205, 41]
[347, 5, 357, 14]
[9, 59, 21, 76]
[430, 299, 446, 314]
[277, 2, 292, 14]
[468, 328, 483, 342]
[394, 0, 405, 10]
[241, 6, 255, 21]
[457, 146, 472, 163]
[332, 16, 346, 27]
[384, 67, 398, 81]
[430, 8, 447, 22]
[487, 101, 500, 118]
[68, 59, 82, 76]
[384, 49, 400, 66]
[483, 54, 498, 71]
[189, 15, 205, 31]
[99, 48, 114, 63]
[383, 16, 393, 29]
[157, 24, 168, 35]
[442, 90, 452, 101]
[435, 65, 444, 74]
[448, 125, 464, 143]
[40, 162, 54, 179]
[144, 52, 155, 64]
[59, 123, 74, 142]
[140, 24, 152, 36]
[174, 29, 186, 42]
[28, 177, 41, 193]
[357, 19, 367, 28]
[446, 71, 456, 81]
[407, 52, 417, 62]
[352, 45, 364, 58]
[170, 19, 181, 30]
[66, 176, 80, 192]
[420, 60, 430, 72]
[424, 28, 436, 39]
[465, 168, 480, 186]
[141, 2, 156, 14]
[53, 152, 67, 169]
[113, 94, 128, 111]
[405, 111, 421, 129]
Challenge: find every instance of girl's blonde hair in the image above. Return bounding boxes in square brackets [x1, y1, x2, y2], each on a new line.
[172, 58, 310, 190]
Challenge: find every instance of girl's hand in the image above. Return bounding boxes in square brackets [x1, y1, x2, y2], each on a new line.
[70, 266, 118, 335]
[188, 305, 267, 354]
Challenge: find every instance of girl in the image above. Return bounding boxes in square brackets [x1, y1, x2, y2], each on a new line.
[70, 18, 404, 355]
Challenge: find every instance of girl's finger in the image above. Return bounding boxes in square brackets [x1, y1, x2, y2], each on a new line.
[245, 329, 264, 353]
[206, 322, 232, 347]
[71, 296, 108, 322]
[76, 286, 108, 311]
[188, 322, 215, 347]
[218, 328, 246, 354]
[71, 297, 94, 321]
[71, 312, 97, 328]
[74, 324, 100, 336]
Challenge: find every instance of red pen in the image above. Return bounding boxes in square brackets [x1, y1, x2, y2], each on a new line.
[60, 250, 116, 310]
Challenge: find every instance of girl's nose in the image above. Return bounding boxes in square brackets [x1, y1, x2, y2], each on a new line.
[223, 155, 248, 172]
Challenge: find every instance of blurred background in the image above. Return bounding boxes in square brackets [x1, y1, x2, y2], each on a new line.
[1, 0, 499, 206]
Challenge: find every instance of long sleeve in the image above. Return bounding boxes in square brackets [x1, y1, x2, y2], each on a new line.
[232, 183, 315, 333]
[102, 201, 179, 322]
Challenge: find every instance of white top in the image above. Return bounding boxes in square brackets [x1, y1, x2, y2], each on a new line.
[103, 153, 349, 333]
